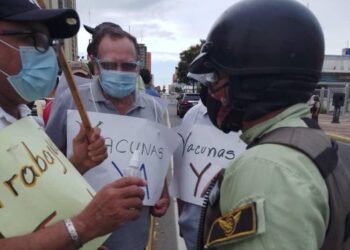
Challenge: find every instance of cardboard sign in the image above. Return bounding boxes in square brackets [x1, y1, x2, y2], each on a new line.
[0, 117, 106, 249]
[171, 123, 246, 206]
[67, 110, 180, 206]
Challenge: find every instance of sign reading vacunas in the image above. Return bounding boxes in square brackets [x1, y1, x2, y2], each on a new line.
[67, 110, 180, 206]
[0, 117, 106, 250]
[171, 124, 246, 206]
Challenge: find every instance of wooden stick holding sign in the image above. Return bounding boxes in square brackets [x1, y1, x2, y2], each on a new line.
[37, 0, 92, 132]
[57, 47, 92, 131]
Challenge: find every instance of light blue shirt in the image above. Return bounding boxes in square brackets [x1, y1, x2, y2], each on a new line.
[46, 79, 165, 250]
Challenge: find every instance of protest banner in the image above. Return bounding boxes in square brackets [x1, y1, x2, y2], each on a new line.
[0, 117, 106, 249]
[67, 110, 180, 206]
[170, 123, 246, 206]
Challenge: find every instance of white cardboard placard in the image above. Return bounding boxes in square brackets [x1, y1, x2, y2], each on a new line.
[170, 123, 246, 206]
[67, 110, 180, 206]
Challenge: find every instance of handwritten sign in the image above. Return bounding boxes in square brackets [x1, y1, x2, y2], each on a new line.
[67, 110, 180, 206]
[0, 117, 106, 249]
[170, 123, 246, 206]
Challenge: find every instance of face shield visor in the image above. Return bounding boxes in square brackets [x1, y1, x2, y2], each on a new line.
[187, 72, 217, 87]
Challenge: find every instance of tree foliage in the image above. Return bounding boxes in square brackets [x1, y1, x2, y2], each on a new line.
[174, 87, 183, 93]
[176, 40, 205, 84]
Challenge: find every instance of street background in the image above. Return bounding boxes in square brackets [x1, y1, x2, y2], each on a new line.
[152, 103, 185, 250]
[319, 113, 350, 138]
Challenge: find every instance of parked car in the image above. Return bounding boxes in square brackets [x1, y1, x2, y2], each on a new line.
[176, 93, 200, 118]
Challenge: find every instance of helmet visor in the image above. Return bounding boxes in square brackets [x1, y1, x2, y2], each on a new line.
[187, 72, 218, 87]
[189, 52, 217, 74]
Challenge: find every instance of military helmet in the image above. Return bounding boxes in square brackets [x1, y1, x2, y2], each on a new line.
[190, 0, 325, 80]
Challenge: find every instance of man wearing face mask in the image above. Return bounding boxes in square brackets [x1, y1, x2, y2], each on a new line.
[0, 0, 147, 249]
[189, 0, 350, 249]
[84, 22, 146, 92]
[46, 24, 170, 250]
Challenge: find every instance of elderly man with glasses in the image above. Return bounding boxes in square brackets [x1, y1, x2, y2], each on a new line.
[46, 24, 170, 250]
[0, 1, 146, 249]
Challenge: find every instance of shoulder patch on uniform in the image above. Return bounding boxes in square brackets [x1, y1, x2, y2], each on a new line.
[205, 202, 257, 248]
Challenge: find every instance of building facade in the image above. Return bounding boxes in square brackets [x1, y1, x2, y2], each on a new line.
[137, 44, 147, 70]
[44, 0, 78, 61]
[317, 50, 350, 113]
[146, 52, 152, 72]
[320, 52, 350, 87]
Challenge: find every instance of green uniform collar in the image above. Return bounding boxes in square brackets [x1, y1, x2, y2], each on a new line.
[241, 103, 310, 144]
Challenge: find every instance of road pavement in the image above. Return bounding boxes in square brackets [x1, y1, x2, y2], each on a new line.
[318, 112, 350, 138]
[151, 103, 186, 250]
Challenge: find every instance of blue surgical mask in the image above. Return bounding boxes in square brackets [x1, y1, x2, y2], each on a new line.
[99, 69, 137, 99]
[0, 40, 59, 102]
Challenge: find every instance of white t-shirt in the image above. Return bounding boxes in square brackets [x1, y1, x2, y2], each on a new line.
[182, 100, 208, 125]
[0, 105, 31, 130]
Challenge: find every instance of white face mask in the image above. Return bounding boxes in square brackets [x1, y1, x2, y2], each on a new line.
[99, 68, 137, 99]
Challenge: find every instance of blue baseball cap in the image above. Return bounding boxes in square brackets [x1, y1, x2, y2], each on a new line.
[0, 0, 80, 39]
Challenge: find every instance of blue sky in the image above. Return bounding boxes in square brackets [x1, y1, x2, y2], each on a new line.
[76, 0, 350, 86]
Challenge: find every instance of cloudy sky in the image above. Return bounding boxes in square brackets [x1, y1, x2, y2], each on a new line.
[76, 0, 350, 85]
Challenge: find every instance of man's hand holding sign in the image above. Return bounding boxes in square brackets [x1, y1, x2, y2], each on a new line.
[0, 118, 146, 249]
[0, 0, 147, 249]
[70, 124, 108, 174]
[73, 176, 146, 243]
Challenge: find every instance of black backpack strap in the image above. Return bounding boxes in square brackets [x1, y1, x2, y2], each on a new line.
[248, 119, 350, 248]
[249, 127, 338, 178]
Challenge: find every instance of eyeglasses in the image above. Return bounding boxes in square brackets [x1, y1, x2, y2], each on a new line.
[97, 59, 139, 72]
[0, 30, 51, 53]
